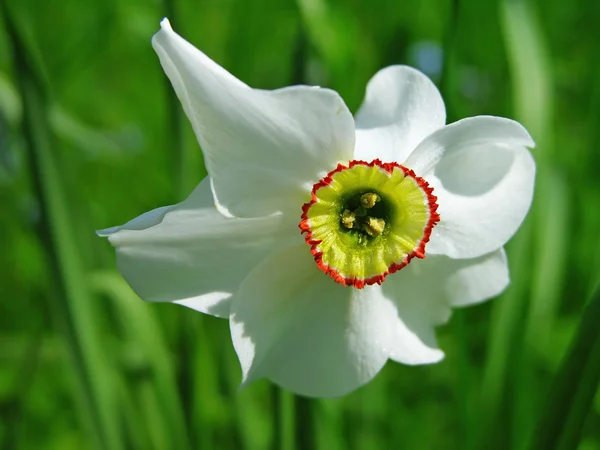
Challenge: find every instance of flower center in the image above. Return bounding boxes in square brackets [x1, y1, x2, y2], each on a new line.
[299, 159, 440, 288]
[340, 191, 389, 238]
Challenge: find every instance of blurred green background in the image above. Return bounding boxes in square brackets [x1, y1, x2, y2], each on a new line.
[1, 0, 599, 448]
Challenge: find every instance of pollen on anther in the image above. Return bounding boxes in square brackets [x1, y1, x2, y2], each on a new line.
[363, 217, 385, 236]
[360, 192, 380, 209]
[341, 210, 356, 229]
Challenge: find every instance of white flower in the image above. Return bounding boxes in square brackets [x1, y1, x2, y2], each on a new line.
[98, 19, 535, 398]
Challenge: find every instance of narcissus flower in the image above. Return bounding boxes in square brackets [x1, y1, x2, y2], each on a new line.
[99, 19, 535, 397]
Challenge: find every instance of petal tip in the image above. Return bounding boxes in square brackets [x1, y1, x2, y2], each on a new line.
[420, 349, 445, 365]
[239, 366, 261, 391]
[512, 119, 536, 148]
[96, 226, 119, 237]
[159, 17, 172, 31]
[393, 347, 445, 366]
[152, 18, 173, 48]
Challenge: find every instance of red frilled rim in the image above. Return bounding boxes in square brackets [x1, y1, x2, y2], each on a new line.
[298, 159, 441, 289]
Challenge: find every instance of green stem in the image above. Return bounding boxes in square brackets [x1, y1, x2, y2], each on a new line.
[272, 386, 296, 450]
[295, 395, 314, 450]
[453, 310, 474, 450]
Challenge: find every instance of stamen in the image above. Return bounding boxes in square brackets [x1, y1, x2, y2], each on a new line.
[339, 191, 387, 239]
[341, 210, 356, 229]
[363, 217, 386, 236]
[360, 192, 380, 209]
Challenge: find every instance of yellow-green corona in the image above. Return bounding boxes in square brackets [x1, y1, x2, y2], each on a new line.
[300, 159, 440, 288]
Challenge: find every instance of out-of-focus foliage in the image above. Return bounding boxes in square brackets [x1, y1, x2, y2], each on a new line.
[0, 0, 599, 448]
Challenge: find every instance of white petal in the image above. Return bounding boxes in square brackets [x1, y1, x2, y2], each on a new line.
[354, 65, 446, 162]
[382, 249, 510, 353]
[381, 267, 448, 366]
[230, 244, 395, 398]
[97, 206, 173, 236]
[385, 296, 445, 366]
[100, 178, 295, 318]
[444, 249, 509, 307]
[152, 19, 355, 218]
[404, 115, 534, 174]
[417, 121, 535, 258]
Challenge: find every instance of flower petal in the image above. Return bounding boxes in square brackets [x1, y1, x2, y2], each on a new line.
[230, 244, 396, 398]
[152, 19, 355, 218]
[100, 178, 294, 318]
[404, 115, 535, 175]
[382, 249, 509, 362]
[399, 249, 510, 307]
[443, 248, 509, 307]
[97, 206, 174, 236]
[353, 65, 446, 163]
[404, 116, 536, 258]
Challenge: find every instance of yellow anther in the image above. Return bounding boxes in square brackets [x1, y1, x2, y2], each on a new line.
[360, 192, 380, 209]
[341, 210, 356, 229]
[363, 216, 386, 236]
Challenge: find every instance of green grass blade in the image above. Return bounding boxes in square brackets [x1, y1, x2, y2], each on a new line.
[89, 271, 192, 450]
[530, 285, 600, 450]
[499, 1, 555, 447]
[500, 0, 552, 147]
[525, 171, 568, 352]
[1, 5, 123, 449]
[478, 220, 532, 449]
